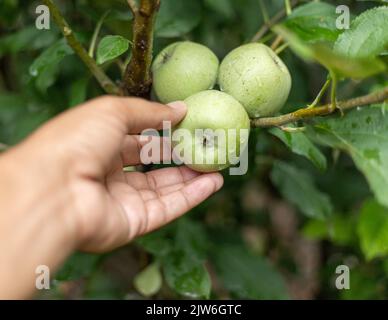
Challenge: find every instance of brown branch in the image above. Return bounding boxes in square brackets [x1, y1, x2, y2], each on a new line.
[251, 86, 388, 128]
[251, 0, 299, 42]
[123, 0, 160, 98]
[43, 0, 122, 95]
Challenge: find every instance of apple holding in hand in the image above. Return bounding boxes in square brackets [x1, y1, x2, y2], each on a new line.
[172, 90, 250, 173]
[152, 41, 219, 103]
[218, 43, 292, 118]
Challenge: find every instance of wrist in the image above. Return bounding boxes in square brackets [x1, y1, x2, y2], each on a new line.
[1, 144, 78, 236]
[0, 146, 78, 298]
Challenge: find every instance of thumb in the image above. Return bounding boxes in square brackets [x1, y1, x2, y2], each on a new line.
[92, 96, 187, 134]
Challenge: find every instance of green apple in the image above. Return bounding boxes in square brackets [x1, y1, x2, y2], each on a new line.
[218, 43, 292, 118]
[172, 90, 250, 173]
[152, 41, 219, 103]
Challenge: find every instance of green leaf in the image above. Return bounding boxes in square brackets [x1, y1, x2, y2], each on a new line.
[174, 218, 207, 261]
[334, 7, 388, 58]
[211, 244, 288, 299]
[85, 270, 122, 299]
[29, 39, 73, 91]
[340, 267, 382, 300]
[302, 219, 328, 240]
[163, 251, 211, 299]
[0, 94, 53, 145]
[357, 199, 388, 260]
[0, 26, 57, 57]
[155, 0, 202, 38]
[270, 161, 333, 219]
[138, 219, 210, 298]
[283, 2, 341, 43]
[29, 39, 73, 77]
[55, 252, 100, 281]
[0, 94, 27, 124]
[0, 94, 28, 143]
[308, 105, 388, 208]
[274, 26, 386, 79]
[204, 0, 235, 20]
[270, 127, 327, 170]
[136, 227, 174, 257]
[5, 109, 52, 144]
[303, 214, 356, 246]
[96, 35, 130, 65]
[161, 219, 210, 298]
[35, 60, 62, 93]
[69, 77, 89, 107]
[134, 262, 163, 297]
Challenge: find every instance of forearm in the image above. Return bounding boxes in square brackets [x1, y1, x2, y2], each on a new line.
[0, 145, 77, 299]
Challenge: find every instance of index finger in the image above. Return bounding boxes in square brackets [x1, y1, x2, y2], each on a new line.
[91, 96, 187, 134]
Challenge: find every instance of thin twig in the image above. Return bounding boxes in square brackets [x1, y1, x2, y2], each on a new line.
[251, 86, 388, 128]
[123, 0, 160, 98]
[279, 126, 306, 132]
[274, 42, 289, 55]
[285, 0, 292, 16]
[127, 0, 139, 15]
[88, 10, 110, 58]
[43, 0, 122, 95]
[307, 78, 331, 109]
[329, 71, 338, 113]
[271, 35, 283, 50]
[258, 0, 269, 23]
[251, 0, 299, 42]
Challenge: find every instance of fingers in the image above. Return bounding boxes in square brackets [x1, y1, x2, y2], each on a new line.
[28, 96, 186, 178]
[90, 96, 187, 134]
[143, 172, 224, 234]
[125, 166, 201, 190]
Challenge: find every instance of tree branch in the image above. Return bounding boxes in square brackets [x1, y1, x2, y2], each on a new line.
[122, 0, 160, 98]
[127, 0, 139, 15]
[251, 86, 388, 128]
[43, 0, 122, 95]
[251, 0, 299, 42]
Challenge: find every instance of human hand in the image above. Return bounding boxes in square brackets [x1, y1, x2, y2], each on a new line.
[9, 96, 223, 253]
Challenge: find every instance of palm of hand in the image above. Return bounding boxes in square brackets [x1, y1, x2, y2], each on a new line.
[74, 154, 222, 252]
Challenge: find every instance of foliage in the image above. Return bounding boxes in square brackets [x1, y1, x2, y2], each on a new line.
[1, 0, 388, 300]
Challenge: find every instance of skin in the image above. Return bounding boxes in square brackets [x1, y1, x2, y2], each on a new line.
[173, 90, 250, 172]
[0, 96, 223, 299]
[218, 43, 292, 118]
[152, 41, 219, 103]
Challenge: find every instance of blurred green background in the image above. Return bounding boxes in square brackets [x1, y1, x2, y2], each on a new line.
[1, 0, 388, 299]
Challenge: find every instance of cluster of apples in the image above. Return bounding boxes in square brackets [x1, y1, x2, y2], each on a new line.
[152, 41, 292, 172]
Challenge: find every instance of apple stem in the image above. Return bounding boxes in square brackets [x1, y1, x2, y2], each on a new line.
[307, 78, 331, 109]
[251, 0, 300, 42]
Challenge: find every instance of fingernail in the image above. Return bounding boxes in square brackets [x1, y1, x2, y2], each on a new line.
[168, 101, 187, 112]
[213, 173, 224, 191]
